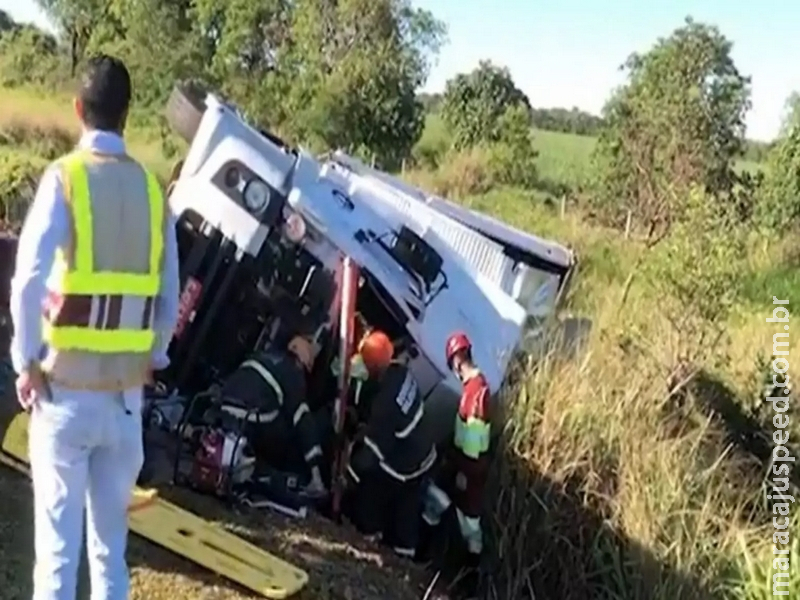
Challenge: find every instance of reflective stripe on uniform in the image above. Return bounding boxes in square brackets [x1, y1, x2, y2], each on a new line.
[363, 436, 385, 461]
[220, 405, 279, 423]
[379, 446, 437, 482]
[361, 436, 438, 483]
[59, 152, 164, 295]
[293, 403, 310, 425]
[42, 326, 155, 353]
[347, 464, 360, 483]
[240, 359, 285, 405]
[304, 445, 323, 462]
[422, 481, 452, 525]
[454, 415, 490, 460]
[364, 436, 437, 481]
[44, 293, 154, 329]
[41, 151, 165, 354]
[396, 403, 423, 439]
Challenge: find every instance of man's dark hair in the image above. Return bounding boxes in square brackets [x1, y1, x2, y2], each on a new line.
[77, 54, 132, 132]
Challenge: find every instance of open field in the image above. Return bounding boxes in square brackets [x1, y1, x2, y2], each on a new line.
[0, 83, 798, 599]
[416, 112, 765, 199]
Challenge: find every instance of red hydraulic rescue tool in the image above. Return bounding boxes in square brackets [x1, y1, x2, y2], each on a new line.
[330, 255, 360, 519]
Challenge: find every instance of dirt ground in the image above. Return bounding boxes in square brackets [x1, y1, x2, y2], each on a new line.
[0, 363, 443, 600]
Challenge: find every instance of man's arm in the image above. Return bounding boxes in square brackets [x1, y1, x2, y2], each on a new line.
[9, 167, 68, 374]
[151, 208, 179, 370]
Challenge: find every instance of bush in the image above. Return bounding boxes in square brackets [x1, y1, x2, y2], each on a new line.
[0, 151, 47, 230]
[404, 146, 495, 198]
[407, 104, 539, 194]
[755, 126, 800, 232]
[0, 118, 76, 160]
[485, 104, 538, 188]
[411, 114, 451, 170]
[0, 25, 68, 90]
[589, 19, 751, 239]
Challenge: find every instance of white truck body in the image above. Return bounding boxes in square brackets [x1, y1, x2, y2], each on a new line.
[167, 92, 574, 435]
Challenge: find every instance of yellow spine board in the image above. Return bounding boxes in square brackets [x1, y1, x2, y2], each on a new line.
[1, 412, 308, 599]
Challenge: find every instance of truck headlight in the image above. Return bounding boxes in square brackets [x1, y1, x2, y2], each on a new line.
[243, 179, 270, 213]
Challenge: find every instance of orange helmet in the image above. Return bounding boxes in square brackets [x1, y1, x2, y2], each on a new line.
[358, 330, 394, 374]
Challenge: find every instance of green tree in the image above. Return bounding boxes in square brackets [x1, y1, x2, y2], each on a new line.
[190, 0, 292, 117]
[0, 10, 16, 35]
[756, 91, 800, 232]
[282, 0, 446, 167]
[529, 106, 605, 136]
[440, 60, 531, 150]
[97, 0, 201, 106]
[23, 0, 446, 166]
[0, 24, 64, 88]
[756, 124, 800, 232]
[779, 91, 800, 137]
[591, 17, 751, 237]
[33, 0, 118, 74]
[486, 103, 538, 188]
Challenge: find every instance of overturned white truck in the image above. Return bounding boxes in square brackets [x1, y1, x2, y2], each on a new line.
[142, 82, 578, 531]
[160, 83, 575, 422]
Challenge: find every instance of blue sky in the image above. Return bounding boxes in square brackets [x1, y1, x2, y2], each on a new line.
[2, 0, 796, 141]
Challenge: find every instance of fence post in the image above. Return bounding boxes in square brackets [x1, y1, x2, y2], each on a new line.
[560, 195, 566, 218]
[624, 210, 633, 239]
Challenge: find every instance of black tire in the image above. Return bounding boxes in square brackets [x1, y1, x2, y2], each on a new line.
[165, 81, 208, 142]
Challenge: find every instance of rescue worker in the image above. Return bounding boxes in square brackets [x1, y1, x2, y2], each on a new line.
[343, 330, 438, 559]
[219, 335, 329, 496]
[9, 55, 180, 600]
[422, 332, 492, 557]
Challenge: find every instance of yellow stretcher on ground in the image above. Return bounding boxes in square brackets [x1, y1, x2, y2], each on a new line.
[0, 411, 309, 599]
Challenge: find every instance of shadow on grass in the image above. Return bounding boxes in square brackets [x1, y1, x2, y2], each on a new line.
[472, 448, 716, 600]
[667, 368, 800, 500]
[413, 440, 716, 599]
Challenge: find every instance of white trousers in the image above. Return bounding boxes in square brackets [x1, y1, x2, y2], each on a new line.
[28, 386, 144, 600]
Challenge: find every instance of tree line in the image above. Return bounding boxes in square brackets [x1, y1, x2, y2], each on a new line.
[1, 5, 800, 237]
[420, 92, 606, 136]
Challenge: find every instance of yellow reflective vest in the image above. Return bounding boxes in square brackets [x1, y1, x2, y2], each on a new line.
[41, 150, 165, 355]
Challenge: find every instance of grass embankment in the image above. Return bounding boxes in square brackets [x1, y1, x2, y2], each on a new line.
[0, 86, 797, 599]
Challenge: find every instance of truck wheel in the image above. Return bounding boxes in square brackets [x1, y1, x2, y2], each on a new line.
[165, 81, 207, 142]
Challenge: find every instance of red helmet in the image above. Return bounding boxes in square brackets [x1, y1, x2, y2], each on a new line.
[445, 332, 471, 367]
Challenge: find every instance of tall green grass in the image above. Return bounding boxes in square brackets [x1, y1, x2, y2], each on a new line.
[0, 86, 182, 179]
